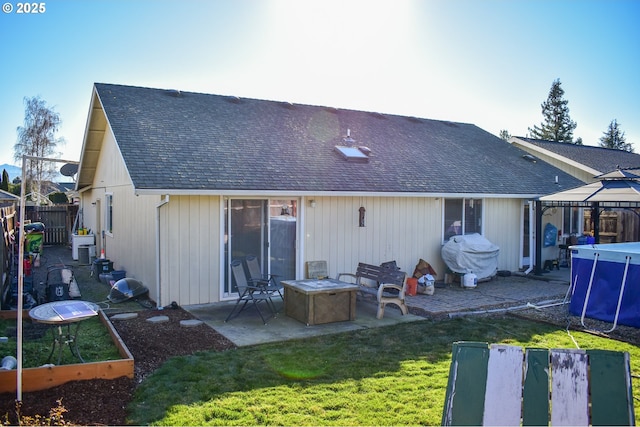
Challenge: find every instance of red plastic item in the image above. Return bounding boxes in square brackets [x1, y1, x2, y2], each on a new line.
[406, 277, 418, 296]
[23, 258, 32, 276]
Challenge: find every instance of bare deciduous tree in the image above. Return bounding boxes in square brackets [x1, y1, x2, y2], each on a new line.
[14, 96, 64, 203]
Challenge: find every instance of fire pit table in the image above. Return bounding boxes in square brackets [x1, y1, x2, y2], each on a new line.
[281, 279, 359, 326]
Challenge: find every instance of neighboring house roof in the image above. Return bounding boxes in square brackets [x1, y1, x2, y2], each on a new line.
[78, 83, 583, 197]
[0, 189, 19, 202]
[42, 181, 75, 195]
[511, 137, 640, 177]
[56, 182, 76, 192]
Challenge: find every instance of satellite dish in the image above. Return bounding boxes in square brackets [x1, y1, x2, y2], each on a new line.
[60, 163, 78, 177]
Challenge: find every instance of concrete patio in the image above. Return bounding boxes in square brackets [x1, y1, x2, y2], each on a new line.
[185, 268, 571, 347]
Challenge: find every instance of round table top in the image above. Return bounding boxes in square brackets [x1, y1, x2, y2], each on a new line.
[29, 300, 99, 324]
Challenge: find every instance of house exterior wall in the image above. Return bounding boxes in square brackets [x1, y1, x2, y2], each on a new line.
[304, 196, 444, 279]
[304, 196, 526, 281]
[80, 128, 159, 302]
[158, 195, 220, 307]
[530, 154, 594, 183]
[483, 198, 523, 271]
[146, 193, 533, 306]
[510, 139, 596, 183]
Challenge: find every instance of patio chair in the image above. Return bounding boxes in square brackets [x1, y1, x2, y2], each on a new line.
[225, 259, 274, 324]
[244, 255, 283, 300]
[441, 341, 635, 426]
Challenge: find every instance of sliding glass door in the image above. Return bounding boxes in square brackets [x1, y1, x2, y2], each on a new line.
[224, 198, 297, 296]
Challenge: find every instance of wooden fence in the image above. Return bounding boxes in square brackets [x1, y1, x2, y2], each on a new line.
[24, 205, 78, 246]
[1, 206, 16, 308]
[583, 209, 640, 243]
[1, 204, 78, 309]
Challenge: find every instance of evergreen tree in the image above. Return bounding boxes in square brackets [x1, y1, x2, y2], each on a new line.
[528, 79, 577, 143]
[599, 119, 633, 152]
[0, 169, 8, 192]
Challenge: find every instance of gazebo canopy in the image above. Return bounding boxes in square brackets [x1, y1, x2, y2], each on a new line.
[539, 167, 640, 208]
[533, 167, 640, 275]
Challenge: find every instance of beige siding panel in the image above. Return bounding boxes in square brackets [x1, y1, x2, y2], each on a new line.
[514, 143, 595, 183]
[304, 196, 527, 279]
[93, 130, 131, 187]
[161, 195, 221, 306]
[162, 197, 182, 306]
[81, 127, 158, 303]
[483, 199, 523, 271]
[304, 196, 443, 279]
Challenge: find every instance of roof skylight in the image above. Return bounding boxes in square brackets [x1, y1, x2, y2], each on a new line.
[335, 146, 369, 162]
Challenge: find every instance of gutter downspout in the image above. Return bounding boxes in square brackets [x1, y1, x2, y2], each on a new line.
[156, 195, 170, 310]
[524, 200, 535, 275]
[534, 200, 544, 276]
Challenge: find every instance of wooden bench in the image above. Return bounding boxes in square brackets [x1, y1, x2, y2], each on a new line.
[442, 341, 635, 426]
[337, 262, 408, 319]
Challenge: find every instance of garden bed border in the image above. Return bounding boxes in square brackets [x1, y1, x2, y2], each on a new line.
[0, 309, 134, 393]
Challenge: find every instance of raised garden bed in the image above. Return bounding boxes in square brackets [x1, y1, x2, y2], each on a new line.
[0, 309, 133, 393]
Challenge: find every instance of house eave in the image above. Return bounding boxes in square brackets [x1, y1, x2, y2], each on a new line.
[510, 137, 602, 177]
[132, 188, 543, 199]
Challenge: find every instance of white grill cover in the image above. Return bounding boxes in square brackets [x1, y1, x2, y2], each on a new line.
[441, 233, 500, 280]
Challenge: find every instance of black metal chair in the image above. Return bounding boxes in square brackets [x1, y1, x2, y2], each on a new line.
[225, 259, 274, 324]
[244, 255, 283, 300]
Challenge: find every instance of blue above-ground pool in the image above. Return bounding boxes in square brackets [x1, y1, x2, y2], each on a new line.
[570, 242, 640, 328]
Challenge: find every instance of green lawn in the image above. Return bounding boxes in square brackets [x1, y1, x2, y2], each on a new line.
[127, 315, 640, 426]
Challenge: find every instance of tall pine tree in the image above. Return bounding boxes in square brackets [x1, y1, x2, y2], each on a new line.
[599, 119, 633, 152]
[0, 169, 8, 192]
[528, 79, 577, 143]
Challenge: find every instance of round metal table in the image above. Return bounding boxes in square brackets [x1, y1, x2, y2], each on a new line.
[29, 300, 99, 364]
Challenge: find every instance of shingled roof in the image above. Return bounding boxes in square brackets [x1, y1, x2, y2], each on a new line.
[515, 137, 640, 175]
[82, 83, 582, 196]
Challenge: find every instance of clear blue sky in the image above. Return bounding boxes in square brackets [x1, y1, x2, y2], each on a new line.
[1, 0, 639, 169]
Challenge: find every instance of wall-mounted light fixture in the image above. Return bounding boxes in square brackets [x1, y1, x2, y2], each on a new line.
[359, 206, 366, 227]
[310, 199, 317, 208]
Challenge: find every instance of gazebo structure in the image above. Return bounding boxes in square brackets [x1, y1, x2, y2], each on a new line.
[535, 168, 640, 276]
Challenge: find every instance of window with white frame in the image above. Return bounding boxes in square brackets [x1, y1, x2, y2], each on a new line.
[105, 193, 113, 234]
[444, 198, 483, 241]
[562, 206, 581, 236]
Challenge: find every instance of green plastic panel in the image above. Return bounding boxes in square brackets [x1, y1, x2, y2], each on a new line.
[442, 342, 489, 426]
[588, 349, 635, 426]
[522, 348, 549, 426]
